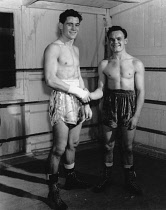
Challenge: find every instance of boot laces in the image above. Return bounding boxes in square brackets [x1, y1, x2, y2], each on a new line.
[128, 171, 140, 191]
[97, 168, 111, 188]
[52, 185, 64, 205]
[97, 178, 108, 188]
[71, 172, 86, 184]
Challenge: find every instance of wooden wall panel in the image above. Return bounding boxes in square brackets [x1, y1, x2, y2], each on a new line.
[96, 14, 105, 63]
[29, 104, 51, 134]
[75, 13, 97, 66]
[22, 7, 60, 68]
[0, 72, 24, 102]
[135, 102, 166, 150]
[30, 134, 52, 151]
[0, 0, 21, 9]
[22, 7, 105, 68]
[111, 0, 166, 68]
[135, 130, 165, 150]
[145, 71, 166, 101]
[0, 104, 24, 156]
[139, 105, 166, 131]
[161, 0, 166, 47]
[135, 70, 166, 151]
[75, 13, 105, 66]
[0, 7, 24, 101]
[28, 72, 51, 101]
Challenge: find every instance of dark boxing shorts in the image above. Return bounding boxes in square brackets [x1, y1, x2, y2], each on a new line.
[102, 89, 136, 128]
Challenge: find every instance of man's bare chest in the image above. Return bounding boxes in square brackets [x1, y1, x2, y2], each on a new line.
[104, 60, 135, 79]
[58, 46, 79, 67]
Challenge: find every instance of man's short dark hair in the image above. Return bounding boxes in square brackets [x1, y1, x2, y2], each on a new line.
[107, 26, 128, 39]
[59, 9, 83, 24]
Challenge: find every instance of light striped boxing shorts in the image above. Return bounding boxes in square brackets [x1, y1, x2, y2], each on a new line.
[49, 79, 84, 126]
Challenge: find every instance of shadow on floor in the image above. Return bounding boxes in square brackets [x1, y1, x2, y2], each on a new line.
[1, 145, 166, 209]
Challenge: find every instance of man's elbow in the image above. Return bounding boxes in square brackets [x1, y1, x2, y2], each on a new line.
[100, 91, 103, 98]
[96, 89, 103, 99]
[45, 77, 53, 87]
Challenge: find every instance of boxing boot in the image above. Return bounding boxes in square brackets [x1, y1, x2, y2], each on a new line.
[48, 174, 68, 210]
[64, 168, 90, 190]
[93, 166, 112, 193]
[124, 166, 143, 196]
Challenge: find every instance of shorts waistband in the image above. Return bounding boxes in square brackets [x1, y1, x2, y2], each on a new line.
[62, 79, 79, 87]
[105, 89, 135, 95]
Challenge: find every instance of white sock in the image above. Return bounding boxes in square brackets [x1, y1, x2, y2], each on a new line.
[64, 163, 75, 170]
[124, 165, 133, 169]
[105, 162, 113, 167]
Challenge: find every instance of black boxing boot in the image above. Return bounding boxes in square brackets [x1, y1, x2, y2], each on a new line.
[93, 166, 112, 193]
[64, 168, 90, 190]
[48, 174, 68, 210]
[124, 166, 143, 196]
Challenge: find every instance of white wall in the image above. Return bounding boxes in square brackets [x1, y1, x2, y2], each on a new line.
[21, 5, 106, 68]
[111, 0, 166, 68]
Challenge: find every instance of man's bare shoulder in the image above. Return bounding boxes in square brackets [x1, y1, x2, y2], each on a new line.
[73, 44, 79, 50]
[45, 41, 61, 51]
[132, 57, 144, 72]
[73, 45, 79, 54]
[99, 59, 109, 70]
[44, 41, 61, 57]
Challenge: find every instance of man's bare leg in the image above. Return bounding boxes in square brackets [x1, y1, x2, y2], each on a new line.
[94, 125, 116, 193]
[64, 123, 90, 190]
[47, 120, 69, 210]
[120, 127, 142, 195]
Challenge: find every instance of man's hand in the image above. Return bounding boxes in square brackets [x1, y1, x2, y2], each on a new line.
[89, 92, 94, 100]
[84, 104, 92, 121]
[68, 85, 90, 103]
[79, 104, 92, 124]
[81, 90, 91, 103]
[127, 116, 139, 130]
[88, 90, 103, 101]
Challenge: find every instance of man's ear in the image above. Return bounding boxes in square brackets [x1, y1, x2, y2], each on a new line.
[125, 38, 128, 45]
[59, 22, 63, 30]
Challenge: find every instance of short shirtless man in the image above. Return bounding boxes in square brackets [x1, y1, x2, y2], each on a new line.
[44, 9, 92, 210]
[90, 26, 145, 195]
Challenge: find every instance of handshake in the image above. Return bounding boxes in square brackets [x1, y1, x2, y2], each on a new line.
[68, 85, 91, 103]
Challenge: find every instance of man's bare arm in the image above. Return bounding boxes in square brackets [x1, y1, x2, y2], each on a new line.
[90, 60, 107, 100]
[44, 43, 70, 92]
[44, 44, 89, 101]
[134, 59, 145, 119]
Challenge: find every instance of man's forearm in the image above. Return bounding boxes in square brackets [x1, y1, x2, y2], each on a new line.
[134, 91, 145, 118]
[90, 89, 103, 100]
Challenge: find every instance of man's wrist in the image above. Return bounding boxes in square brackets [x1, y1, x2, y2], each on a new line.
[83, 87, 88, 91]
[83, 102, 89, 105]
[134, 113, 140, 119]
[68, 85, 88, 99]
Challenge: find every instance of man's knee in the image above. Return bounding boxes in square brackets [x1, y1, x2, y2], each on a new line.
[68, 139, 79, 150]
[73, 140, 79, 148]
[123, 145, 133, 156]
[52, 144, 66, 157]
[104, 142, 115, 152]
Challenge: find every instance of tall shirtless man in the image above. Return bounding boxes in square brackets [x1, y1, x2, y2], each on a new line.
[90, 26, 145, 195]
[44, 9, 92, 210]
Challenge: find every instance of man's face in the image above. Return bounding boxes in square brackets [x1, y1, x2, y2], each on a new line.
[61, 16, 80, 40]
[108, 30, 127, 53]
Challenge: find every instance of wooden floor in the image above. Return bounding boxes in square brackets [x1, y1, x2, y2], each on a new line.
[1, 144, 166, 210]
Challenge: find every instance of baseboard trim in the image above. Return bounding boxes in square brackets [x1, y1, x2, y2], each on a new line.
[133, 143, 166, 160]
[1, 141, 166, 168]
